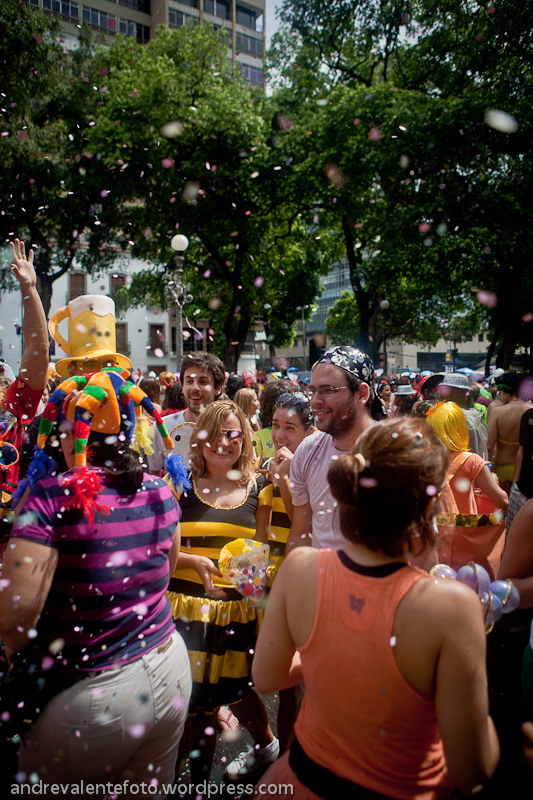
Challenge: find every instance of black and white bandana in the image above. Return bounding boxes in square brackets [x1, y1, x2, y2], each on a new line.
[314, 346, 374, 386]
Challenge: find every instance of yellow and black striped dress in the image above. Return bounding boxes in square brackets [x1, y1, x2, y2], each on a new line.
[167, 474, 269, 714]
[260, 482, 291, 576]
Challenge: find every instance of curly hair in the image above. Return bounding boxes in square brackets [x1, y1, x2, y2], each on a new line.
[258, 380, 294, 428]
[328, 417, 448, 558]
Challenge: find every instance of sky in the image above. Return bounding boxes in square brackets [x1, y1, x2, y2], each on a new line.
[265, 0, 282, 46]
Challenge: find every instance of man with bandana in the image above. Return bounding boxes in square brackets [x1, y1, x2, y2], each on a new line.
[287, 346, 379, 551]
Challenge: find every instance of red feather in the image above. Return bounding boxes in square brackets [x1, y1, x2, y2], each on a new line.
[62, 467, 110, 524]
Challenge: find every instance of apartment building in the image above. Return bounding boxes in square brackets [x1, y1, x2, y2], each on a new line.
[22, 0, 266, 86]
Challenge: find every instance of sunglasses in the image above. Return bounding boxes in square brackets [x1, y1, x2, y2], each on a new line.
[217, 429, 243, 444]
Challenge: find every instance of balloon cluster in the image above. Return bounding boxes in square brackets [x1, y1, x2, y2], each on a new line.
[429, 561, 520, 633]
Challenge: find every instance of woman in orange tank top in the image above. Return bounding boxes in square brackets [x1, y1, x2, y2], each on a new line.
[252, 417, 499, 799]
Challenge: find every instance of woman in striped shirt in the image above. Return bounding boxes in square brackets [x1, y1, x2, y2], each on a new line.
[0, 371, 192, 790]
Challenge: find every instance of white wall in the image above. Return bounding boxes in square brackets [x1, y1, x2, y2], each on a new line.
[0, 254, 172, 378]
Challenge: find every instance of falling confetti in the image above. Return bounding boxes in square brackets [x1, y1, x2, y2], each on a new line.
[476, 290, 497, 308]
[160, 121, 184, 138]
[359, 477, 378, 489]
[484, 110, 519, 134]
[227, 470, 242, 481]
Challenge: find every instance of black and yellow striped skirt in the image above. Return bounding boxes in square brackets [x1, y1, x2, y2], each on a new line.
[167, 579, 262, 714]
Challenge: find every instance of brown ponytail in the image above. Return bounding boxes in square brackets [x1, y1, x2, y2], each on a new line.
[328, 417, 448, 557]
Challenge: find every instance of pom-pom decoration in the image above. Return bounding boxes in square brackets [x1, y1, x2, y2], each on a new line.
[429, 560, 519, 633]
[10, 447, 56, 508]
[164, 454, 192, 494]
[61, 466, 109, 525]
[131, 415, 155, 456]
[21, 368, 175, 518]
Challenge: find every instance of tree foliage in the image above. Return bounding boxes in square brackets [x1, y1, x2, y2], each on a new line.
[0, 5, 326, 368]
[0, 1, 134, 314]
[268, 0, 533, 369]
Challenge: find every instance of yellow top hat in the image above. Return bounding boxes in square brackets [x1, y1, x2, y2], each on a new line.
[49, 295, 133, 378]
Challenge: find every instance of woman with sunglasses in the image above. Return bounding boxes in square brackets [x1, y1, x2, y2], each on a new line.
[166, 400, 277, 785]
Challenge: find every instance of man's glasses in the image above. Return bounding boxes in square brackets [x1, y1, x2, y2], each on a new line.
[308, 385, 349, 399]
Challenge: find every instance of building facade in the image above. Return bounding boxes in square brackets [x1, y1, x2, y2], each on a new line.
[22, 0, 265, 86]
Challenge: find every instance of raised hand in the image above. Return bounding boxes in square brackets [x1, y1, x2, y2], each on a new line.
[9, 238, 36, 290]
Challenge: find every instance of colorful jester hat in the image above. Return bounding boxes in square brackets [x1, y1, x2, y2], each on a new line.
[22, 369, 174, 522]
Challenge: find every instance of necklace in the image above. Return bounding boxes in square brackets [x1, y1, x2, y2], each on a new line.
[192, 476, 253, 509]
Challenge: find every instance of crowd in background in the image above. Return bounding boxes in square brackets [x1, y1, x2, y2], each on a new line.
[2, 239, 533, 799]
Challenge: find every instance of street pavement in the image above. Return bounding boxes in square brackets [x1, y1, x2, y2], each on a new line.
[175, 691, 280, 794]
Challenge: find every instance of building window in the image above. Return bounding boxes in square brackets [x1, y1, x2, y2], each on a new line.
[82, 6, 116, 32]
[116, 322, 129, 355]
[478, 333, 484, 342]
[118, 0, 150, 12]
[149, 324, 166, 355]
[235, 32, 263, 57]
[168, 9, 198, 28]
[118, 18, 150, 42]
[236, 3, 257, 30]
[69, 272, 86, 301]
[238, 64, 263, 86]
[168, 8, 198, 28]
[204, 0, 230, 19]
[42, 0, 79, 18]
[110, 274, 126, 293]
[183, 327, 205, 353]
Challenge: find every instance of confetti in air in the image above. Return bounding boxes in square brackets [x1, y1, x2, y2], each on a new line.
[484, 109, 519, 134]
[476, 290, 497, 308]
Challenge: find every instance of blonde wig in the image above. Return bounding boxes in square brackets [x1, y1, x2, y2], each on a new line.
[425, 401, 469, 452]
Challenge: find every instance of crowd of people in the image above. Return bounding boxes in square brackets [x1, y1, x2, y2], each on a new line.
[1, 238, 533, 798]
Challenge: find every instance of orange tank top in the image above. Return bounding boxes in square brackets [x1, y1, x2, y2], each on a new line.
[294, 550, 453, 800]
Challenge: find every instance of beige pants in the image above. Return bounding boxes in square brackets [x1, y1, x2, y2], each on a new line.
[18, 632, 191, 799]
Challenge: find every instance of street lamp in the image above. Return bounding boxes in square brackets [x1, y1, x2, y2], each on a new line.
[167, 233, 192, 374]
[380, 299, 390, 373]
[297, 305, 310, 370]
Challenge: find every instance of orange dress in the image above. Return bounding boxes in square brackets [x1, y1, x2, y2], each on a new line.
[437, 451, 506, 578]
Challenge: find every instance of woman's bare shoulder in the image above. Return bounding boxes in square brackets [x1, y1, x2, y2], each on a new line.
[406, 574, 483, 626]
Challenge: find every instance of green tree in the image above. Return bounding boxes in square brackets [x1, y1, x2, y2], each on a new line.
[269, 0, 533, 369]
[0, 1, 134, 314]
[80, 25, 325, 369]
